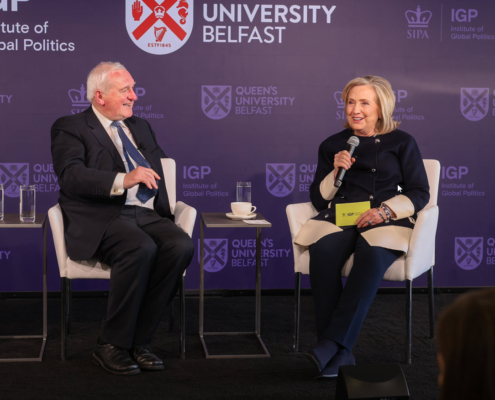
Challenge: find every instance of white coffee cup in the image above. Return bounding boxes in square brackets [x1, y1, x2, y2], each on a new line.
[231, 202, 256, 216]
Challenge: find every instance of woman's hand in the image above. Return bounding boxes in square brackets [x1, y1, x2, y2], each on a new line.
[356, 208, 385, 228]
[334, 151, 356, 179]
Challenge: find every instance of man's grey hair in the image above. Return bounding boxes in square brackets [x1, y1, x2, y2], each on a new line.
[86, 62, 127, 102]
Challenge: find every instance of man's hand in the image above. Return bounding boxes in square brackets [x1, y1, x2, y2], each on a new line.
[124, 166, 160, 190]
[132, 0, 143, 21]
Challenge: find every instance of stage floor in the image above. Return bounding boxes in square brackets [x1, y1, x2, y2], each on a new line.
[0, 292, 451, 399]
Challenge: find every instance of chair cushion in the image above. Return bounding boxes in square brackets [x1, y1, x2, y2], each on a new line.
[66, 258, 111, 280]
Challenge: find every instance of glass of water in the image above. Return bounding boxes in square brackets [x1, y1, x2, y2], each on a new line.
[236, 182, 251, 203]
[0, 184, 4, 221]
[20, 185, 36, 222]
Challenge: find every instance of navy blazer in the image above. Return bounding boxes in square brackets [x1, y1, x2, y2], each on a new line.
[51, 107, 173, 260]
[309, 129, 430, 232]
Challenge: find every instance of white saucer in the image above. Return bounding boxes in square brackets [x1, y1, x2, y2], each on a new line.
[226, 212, 257, 220]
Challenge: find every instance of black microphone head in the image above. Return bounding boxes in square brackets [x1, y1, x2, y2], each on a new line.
[347, 136, 360, 147]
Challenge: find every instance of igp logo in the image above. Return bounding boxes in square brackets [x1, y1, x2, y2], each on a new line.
[455, 237, 483, 270]
[125, 0, 193, 55]
[266, 164, 295, 197]
[199, 239, 228, 273]
[202, 86, 232, 120]
[0, 163, 29, 198]
[460, 88, 489, 121]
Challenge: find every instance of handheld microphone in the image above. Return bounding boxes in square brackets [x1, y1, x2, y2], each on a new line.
[334, 136, 360, 188]
[138, 142, 146, 151]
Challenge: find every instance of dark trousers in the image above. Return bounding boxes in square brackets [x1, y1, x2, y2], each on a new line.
[95, 206, 194, 349]
[309, 228, 401, 351]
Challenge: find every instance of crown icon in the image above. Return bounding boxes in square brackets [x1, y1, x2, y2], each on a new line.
[154, 5, 165, 18]
[405, 6, 432, 28]
[68, 84, 91, 107]
[334, 91, 344, 108]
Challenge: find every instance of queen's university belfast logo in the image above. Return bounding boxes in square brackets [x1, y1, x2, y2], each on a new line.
[202, 86, 232, 120]
[460, 88, 489, 121]
[125, 0, 193, 55]
[266, 164, 295, 197]
[455, 237, 483, 270]
[0, 163, 29, 198]
[199, 239, 228, 272]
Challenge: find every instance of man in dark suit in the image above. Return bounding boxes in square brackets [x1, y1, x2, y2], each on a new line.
[51, 62, 194, 375]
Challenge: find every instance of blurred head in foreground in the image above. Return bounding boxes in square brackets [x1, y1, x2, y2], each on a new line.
[437, 288, 495, 400]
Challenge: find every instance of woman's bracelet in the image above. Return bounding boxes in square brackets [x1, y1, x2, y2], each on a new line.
[376, 208, 386, 222]
[381, 203, 392, 223]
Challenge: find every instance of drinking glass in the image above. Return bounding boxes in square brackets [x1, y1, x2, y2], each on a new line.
[236, 182, 251, 203]
[20, 185, 36, 222]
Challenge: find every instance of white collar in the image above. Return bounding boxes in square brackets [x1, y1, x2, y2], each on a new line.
[92, 105, 123, 130]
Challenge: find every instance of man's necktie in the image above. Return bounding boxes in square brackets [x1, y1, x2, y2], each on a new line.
[111, 121, 157, 203]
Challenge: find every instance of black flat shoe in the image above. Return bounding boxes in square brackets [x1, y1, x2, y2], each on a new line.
[131, 344, 164, 371]
[92, 343, 140, 376]
[305, 339, 340, 372]
[304, 350, 324, 372]
[316, 349, 355, 379]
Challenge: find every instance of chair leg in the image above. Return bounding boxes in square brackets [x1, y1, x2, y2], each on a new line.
[428, 267, 435, 339]
[61, 278, 68, 361]
[179, 276, 185, 359]
[294, 272, 301, 352]
[405, 279, 412, 364]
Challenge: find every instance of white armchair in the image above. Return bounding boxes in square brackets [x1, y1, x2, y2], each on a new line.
[286, 159, 440, 364]
[49, 159, 196, 361]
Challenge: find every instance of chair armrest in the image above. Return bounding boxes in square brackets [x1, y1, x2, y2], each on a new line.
[174, 201, 197, 238]
[286, 202, 317, 275]
[405, 205, 439, 280]
[286, 202, 318, 239]
[48, 204, 69, 278]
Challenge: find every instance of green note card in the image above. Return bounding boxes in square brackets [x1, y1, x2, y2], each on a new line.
[335, 201, 371, 227]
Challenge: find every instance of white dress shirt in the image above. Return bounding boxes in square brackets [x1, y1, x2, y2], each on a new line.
[92, 105, 155, 209]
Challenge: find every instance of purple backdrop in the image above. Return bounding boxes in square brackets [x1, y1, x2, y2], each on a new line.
[0, 0, 494, 292]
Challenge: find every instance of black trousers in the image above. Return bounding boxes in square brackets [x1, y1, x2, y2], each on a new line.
[309, 228, 401, 351]
[95, 206, 194, 349]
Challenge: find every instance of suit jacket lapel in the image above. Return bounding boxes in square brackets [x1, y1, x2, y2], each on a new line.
[85, 107, 125, 171]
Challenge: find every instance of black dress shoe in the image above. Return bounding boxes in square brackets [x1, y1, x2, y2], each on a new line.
[131, 345, 164, 371]
[92, 343, 140, 376]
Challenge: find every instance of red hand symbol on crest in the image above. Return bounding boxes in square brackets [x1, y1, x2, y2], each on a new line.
[132, 0, 186, 41]
[178, 8, 188, 24]
[132, 0, 143, 21]
[177, 0, 189, 24]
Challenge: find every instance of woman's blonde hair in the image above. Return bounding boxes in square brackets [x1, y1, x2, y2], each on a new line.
[342, 75, 400, 135]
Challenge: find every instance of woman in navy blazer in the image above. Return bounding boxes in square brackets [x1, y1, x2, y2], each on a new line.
[295, 76, 429, 378]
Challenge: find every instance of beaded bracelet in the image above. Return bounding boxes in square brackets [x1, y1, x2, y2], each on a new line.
[376, 208, 386, 222]
[381, 204, 392, 223]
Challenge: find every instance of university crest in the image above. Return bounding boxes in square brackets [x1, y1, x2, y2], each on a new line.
[199, 239, 228, 273]
[125, 0, 193, 55]
[266, 163, 295, 197]
[455, 237, 483, 270]
[202, 86, 232, 120]
[460, 88, 489, 121]
[0, 163, 29, 198]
